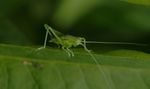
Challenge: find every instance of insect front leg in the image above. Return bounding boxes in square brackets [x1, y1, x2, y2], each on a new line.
[81, 38, 92, 53]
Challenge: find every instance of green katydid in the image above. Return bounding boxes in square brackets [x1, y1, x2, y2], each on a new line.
[38, 24, 147, 56]
[37, 24, 147, 89]
[38, 24, 93, 57]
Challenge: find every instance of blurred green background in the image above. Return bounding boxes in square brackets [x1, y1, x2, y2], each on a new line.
[0, 0, 150, 52]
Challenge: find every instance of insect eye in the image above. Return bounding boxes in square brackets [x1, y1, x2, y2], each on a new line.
[78, 38, 82, 41]
[79, 38, 85, 41]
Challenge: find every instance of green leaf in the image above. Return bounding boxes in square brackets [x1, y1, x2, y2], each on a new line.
[121, 0, 150, 5]
[0, 44, 150, 89]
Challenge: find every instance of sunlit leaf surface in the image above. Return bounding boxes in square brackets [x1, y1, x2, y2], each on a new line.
[0, 44, 150, 89]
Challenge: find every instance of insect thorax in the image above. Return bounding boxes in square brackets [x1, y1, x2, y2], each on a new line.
[49, 35, 84, 48]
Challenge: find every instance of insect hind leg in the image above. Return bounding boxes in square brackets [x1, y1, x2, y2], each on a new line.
[36, 28, 50, 51]
[36, 24, 54, 51]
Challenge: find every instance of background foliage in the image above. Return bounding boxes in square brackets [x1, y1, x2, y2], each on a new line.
[0, 0, 150, 52]
[0, 0, 150, 89]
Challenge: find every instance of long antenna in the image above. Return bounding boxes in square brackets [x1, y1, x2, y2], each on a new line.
[81, 39, 113, 89]
[86, 41, 148, 46]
